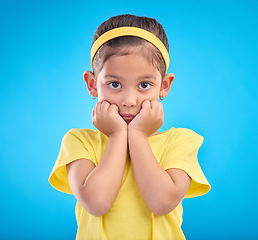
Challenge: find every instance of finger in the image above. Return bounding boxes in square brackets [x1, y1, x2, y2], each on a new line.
[157, 102, 164, 120]
[101, 101, 110, 111]
[152, 100, 163, 113]
[150, 100, 159, 110]
[91, 105, 97, 123]
[157, 101, 164, 113]
[95, 101, 102, 113]
[152, 101, 163, 118]
[109, 103, 119, 113]
[141, 100, 151, 110]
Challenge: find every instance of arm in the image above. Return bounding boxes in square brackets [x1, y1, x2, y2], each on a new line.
[128, 100, 191, 216]
[67, 101, 128, 217]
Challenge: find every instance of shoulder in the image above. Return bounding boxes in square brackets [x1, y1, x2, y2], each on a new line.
[171, 127, 203, 142]
[154, 127, 203, 145]
[58, 128, 108, 151]
[64, 128, 108, 142]
[66, 128, 99, 137]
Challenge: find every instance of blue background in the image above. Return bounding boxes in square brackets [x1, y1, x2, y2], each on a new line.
[1, 0, 257, 239]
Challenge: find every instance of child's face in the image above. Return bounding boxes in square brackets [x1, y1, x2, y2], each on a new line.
[95, 53, 163, 123]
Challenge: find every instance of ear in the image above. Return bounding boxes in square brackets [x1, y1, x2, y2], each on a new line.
[83, 71, 98, 98]
[160, 73, 175, 98]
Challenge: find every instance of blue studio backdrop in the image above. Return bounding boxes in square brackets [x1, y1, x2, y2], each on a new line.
[0, 0, 257, 239]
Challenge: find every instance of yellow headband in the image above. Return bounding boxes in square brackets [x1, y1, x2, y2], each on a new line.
[90, 27, 170, 73]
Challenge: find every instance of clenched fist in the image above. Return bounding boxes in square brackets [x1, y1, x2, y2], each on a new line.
[128, 100, 164, 137]
[92, 101, 127, 137]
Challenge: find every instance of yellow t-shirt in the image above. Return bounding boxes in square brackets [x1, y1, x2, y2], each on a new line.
[49, 127, 210, 240]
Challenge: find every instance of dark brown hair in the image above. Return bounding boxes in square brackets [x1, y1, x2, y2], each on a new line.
[91, 14, 169, 78]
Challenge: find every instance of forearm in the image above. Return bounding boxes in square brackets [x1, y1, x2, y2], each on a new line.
[128, 130, 180, 216]
[80, 131, 127, 216]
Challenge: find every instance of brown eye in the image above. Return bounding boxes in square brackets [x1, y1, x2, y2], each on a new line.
[139, 82, 151, 89]
[109, 82, 121, 89]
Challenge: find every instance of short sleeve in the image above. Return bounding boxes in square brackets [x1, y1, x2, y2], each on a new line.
[49, 129, 96, 194]
[162, 129, 211, 198]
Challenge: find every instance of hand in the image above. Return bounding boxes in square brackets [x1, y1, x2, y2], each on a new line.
[92, 101, 127, 137]
[128, 100, 164, 137]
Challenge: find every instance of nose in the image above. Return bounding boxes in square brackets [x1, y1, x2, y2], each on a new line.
[121, 89, 137, 107]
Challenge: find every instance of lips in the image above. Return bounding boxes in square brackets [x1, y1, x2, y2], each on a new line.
[120, 113, 135, 122]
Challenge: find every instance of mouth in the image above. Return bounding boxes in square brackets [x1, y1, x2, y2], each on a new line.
[120, 113, 135, 123]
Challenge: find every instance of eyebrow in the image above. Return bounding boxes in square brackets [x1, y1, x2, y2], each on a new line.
[104, 74, 157, 81]
[139, 75, 157, 81]
[104, 74, 123, 80]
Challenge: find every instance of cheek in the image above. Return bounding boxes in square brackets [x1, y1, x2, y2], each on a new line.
[96, 87, 107, 101]
[145, 89, 160, 101]
[97, 90, 117, 103]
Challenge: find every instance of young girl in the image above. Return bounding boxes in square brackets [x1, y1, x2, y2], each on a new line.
[49, 14, 210, 240]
